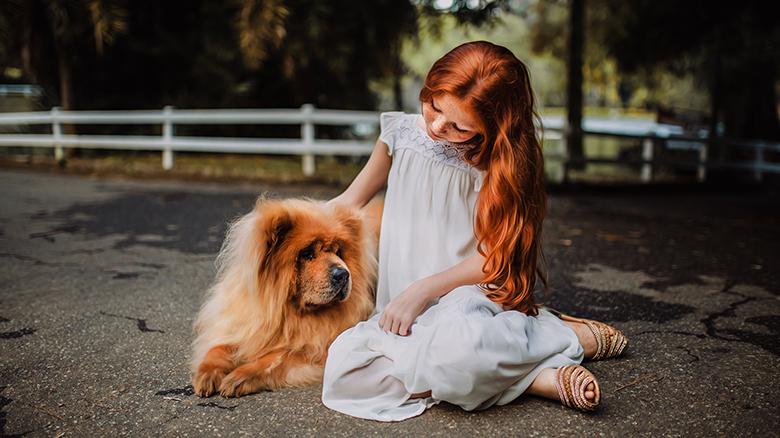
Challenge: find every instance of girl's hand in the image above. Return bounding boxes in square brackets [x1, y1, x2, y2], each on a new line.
[379, 279, 435, 336]
[379, 253, 489, 336]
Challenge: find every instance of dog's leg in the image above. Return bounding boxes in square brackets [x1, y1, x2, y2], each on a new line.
[219, 350, 319, 397]
[193, 344, 235, 397]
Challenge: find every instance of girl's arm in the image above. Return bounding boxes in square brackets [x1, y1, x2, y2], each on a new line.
[379, 252, 488, 336]
[328, 138, 392, 208]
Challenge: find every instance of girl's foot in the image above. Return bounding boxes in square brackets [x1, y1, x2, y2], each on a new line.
[527, 366, 600, 411]
[409, 390, 432, 399]
[545, 308, 628, 360]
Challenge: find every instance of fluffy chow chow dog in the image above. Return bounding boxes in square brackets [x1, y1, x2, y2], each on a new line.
[190, 197, 379, 397]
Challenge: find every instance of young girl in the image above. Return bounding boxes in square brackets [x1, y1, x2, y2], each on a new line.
[322, 41, 627, 421]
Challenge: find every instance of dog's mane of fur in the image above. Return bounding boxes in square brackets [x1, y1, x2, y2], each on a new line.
[189, 197, 377, 386]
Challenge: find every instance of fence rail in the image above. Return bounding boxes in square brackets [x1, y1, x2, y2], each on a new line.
[0, 105, 778, 182]
[0, 105, 379, 175]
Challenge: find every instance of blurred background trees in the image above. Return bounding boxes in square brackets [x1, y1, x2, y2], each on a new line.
[0, 0, 419, 111]
[0, 0, 128, 114]
[1, 0, 778, 141]
[526, 0, 780, 140]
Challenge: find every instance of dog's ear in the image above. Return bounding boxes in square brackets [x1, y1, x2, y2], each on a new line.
[334, 206, 362, 238]
[266, 210, 294, 257]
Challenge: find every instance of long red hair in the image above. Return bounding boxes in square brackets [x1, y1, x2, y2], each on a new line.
[420, 41, 547, 316]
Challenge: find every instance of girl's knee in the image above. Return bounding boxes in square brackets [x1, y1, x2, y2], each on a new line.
[327, 356, 405, 399]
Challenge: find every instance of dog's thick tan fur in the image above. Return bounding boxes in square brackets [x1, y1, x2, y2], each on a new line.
[190, 197, 378, 397]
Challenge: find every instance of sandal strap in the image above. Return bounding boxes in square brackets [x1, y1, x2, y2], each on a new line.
[585, 320, 628, 360]
[555, 365, 600, 411]
[541, 307, 629, 361]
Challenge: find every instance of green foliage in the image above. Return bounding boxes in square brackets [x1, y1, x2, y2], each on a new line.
[399, 12, 566, 109]
[236, 0, 419, 109]
[0, 0, 419, 111]
[592, 0, 780, 139]
[520, 0, 780, 139]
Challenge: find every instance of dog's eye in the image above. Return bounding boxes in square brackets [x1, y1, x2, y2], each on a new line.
[336, 249, 343, 259]
[299, 248, 315, 261]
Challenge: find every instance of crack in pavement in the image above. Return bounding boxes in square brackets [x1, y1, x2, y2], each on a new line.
[677, 346, 701, 363]
[99, 311, 165, 333]
[0, 253, 76, 267]
[701, 296, 756, 338]
[0, 328, 36, 340]
[197, 402, 238, 411]
[155, 387, 195, 397]
[632, 295, 779, 356]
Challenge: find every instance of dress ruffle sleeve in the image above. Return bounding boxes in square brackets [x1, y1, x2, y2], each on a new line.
[378, 112, 406, 156]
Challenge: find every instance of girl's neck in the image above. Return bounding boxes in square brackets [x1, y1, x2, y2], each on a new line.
[414, 114, 428, 134]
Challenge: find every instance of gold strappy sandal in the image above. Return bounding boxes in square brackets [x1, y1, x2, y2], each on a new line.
[555, 365, 601, 412]
[544, 307, 628, 361]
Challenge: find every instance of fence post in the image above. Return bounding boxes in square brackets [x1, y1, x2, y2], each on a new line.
[52, 107, 64, 162]
[301, 104, 315, 176]
[755, 143, 764, 183]
[698, 142, 708, 183]
[162, 105, 175, 169]
[641, 137, 654, 183]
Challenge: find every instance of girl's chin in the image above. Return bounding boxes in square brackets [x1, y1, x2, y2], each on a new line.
[427, 128, 445, 141]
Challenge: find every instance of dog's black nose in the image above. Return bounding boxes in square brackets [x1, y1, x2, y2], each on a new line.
[330, 267, 350, 289]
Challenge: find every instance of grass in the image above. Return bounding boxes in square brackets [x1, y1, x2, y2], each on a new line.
[0, 150, 366, 188]
[1, 147, 690, 187]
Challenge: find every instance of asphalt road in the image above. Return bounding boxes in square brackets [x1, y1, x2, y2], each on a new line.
[1, 169, 778, 437]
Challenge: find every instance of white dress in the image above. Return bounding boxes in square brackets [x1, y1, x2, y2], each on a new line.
[321, 112, 583, 421]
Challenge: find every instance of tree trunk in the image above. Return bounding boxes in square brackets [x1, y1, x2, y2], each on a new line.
[708, 53, 723, 162]
[392, 42, 403, 111]
[566, 0, 585, 173]
[57, 35, 78, 159]
[20, 2, 37, 84]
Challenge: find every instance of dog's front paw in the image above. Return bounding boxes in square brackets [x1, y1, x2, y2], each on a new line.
[218, 369, 266, 397]
[193, 368, 227, 397]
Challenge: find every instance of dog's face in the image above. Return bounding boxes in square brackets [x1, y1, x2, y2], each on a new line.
[294, 237, 352, 309]
[259, 200, 365, 312]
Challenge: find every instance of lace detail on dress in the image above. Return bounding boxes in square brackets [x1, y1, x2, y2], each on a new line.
[392, 114, 482, 180]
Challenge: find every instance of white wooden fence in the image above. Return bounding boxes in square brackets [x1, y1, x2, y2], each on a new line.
[0, 105, 777, 183]
[0, 104, 380, 176]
